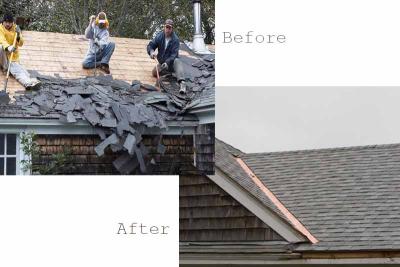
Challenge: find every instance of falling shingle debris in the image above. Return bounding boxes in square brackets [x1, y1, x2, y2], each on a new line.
[9, 51, 214, 174]
[95, 133, 119, 157]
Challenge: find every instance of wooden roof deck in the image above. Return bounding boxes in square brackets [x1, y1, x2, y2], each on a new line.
[1, 30, 192, 99]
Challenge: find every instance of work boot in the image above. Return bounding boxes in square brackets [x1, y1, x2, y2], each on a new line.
[99, 63, 110, 74]
[179, 81, 186, 94]
[26, 80, 41, 91]
[160, 63, 168, 72]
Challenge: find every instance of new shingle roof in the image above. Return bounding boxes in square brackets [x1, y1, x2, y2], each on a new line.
[216, 139, 400, 251]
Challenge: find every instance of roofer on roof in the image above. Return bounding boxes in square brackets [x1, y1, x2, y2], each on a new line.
[147, 19, 187, 94]
[82, 12, 115, 74]
[0, 12, 41, 90]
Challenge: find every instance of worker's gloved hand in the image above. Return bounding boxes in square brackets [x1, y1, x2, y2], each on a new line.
[160, 62, 168, 71]
[150, 51, 156, 59]
[7, 45, 16, 53]
[94, 38, 100, 47]
[89, 15, 96, 23]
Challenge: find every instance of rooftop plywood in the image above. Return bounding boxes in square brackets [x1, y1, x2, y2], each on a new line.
[1, 30, 195, 98]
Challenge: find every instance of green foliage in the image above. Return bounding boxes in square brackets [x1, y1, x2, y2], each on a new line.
[19, 131, 40, 174]
[19, 132, 74, 175]
[0, 0, 215, 43]
[38, 146, 73, 175]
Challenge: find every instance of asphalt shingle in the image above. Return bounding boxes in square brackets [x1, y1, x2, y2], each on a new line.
[238, 143, 400, 251]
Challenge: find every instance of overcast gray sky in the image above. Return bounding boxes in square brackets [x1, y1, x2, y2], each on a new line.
[216, 87, 400, 153]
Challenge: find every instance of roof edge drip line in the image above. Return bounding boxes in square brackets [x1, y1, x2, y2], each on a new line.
[235, 157, 319, 244]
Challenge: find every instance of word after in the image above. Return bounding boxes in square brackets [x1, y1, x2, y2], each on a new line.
[116, 222, 170, 235]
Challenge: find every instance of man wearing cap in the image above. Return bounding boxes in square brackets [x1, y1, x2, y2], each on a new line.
[82, 12, 115, 74]
[0, 13, 41, 90]
[147, 19, 186, 93]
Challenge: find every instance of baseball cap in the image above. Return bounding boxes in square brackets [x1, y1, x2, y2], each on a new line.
[165, 19, 174, 27]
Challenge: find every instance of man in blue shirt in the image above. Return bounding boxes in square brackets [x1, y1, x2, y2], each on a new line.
[147, 19, 186, 94]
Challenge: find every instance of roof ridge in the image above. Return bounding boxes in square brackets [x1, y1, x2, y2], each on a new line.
[245, 142, 400, 156]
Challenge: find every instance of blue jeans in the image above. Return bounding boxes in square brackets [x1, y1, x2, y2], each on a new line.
[82, 42, 115, 69]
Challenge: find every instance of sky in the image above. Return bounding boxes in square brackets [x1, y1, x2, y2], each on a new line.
[216, 87, 400, 153]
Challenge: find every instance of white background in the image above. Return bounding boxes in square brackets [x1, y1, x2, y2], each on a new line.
[216, 0, 400, 86]
[0, 176, 178, 267]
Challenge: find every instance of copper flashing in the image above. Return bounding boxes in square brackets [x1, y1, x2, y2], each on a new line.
[236, 157, 319, 244]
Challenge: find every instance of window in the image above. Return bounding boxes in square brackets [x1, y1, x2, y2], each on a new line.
[0, 134, 17, 175]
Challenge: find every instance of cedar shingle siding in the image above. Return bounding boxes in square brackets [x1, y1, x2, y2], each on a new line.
[34, 134, 199, 175]
[180, 175, 284, 242]
[195, 124, 215, 174]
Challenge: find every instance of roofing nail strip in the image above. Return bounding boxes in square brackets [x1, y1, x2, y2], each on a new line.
[236, 157, 319, 244]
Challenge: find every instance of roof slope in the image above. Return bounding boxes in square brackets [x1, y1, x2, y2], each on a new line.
[2, 31, 214, 103]
[240, 144, 400, 251]
[0, 31, 214, 120]
[4, 31, 157, 98]
[215, 139, 293, 227]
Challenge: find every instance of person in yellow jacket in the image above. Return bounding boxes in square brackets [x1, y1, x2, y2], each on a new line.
[0, 13, 40, 90]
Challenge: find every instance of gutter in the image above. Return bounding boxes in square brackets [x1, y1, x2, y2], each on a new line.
[187, 105, 214, 114]
[0, 118, 199, 135]
[187, 108, 214, 124]
[180, 256, 400, 266]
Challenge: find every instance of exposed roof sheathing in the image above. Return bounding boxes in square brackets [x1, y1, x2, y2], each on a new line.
[0, 31, 215, 119]
[1, 31, 197, 98]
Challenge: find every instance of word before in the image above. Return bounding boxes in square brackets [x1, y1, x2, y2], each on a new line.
[116, 222, 170, 235]
[223, 31, 286, 44]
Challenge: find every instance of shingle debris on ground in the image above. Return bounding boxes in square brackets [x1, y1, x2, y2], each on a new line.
[3, 50, 214, 174]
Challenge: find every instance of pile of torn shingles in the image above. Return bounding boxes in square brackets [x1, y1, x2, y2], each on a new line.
[9, 52, 215, 175]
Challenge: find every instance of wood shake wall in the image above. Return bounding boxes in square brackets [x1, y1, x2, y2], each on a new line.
[195, 123, 215, 174]
[33, 134, 198, 175]
[180, 175, 284, 241]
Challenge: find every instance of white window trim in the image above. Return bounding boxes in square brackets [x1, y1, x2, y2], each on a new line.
[0, 133, 21, 175]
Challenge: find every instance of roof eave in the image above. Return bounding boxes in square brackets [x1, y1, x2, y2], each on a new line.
[179, 256, 400, 266]
[0, 117, 199, 135]
[189, 107, 215, 124]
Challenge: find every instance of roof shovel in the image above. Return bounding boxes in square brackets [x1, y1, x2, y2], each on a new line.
[0, 32, 18, 105]
[93, 27, 97, 77]
[154, 58, 161, 91]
